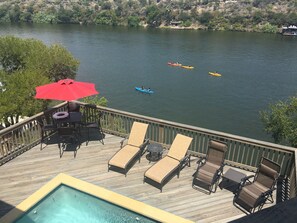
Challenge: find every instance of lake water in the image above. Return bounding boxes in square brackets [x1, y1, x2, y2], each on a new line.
[1, 24, 297, 141]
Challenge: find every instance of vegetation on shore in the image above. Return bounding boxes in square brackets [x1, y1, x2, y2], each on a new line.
[0, 0, 296, 33]
[261, 97, 297, 147]
[0, 36, 79, 127]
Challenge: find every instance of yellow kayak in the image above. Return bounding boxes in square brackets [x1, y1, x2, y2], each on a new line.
[209, 72, 222, 77]
[181, 65, 194, 69]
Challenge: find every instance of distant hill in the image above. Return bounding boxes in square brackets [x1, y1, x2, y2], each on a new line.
[0, 0, 296, 33]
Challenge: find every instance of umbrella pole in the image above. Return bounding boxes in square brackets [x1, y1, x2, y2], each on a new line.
[67, 101, 70, 118]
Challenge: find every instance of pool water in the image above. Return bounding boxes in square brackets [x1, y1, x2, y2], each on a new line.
[15, 185, 158, 223]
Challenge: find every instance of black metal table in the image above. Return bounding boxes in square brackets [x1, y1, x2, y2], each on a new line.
[221, 168, 247, 192]
[53, 112, 82, 127]
[146, 143, 163, 162]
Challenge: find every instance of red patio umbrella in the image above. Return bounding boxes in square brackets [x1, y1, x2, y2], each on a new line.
[35, 79, 99, 101]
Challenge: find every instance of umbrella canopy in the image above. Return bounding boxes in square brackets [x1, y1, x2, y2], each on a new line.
[35, 79, 99, 101]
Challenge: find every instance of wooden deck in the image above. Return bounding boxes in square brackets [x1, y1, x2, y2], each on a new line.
[0, 133, 275, 222]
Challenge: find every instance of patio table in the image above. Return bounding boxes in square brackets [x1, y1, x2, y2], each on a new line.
[53, 112, 83, 130]
[146, 143, 163, 162]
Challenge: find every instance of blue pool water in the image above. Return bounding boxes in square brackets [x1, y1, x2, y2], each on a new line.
[15, 185, 158, 223]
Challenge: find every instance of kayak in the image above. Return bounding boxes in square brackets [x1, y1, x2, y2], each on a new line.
[135, 87, 154, 94]
[209, 72, 222, 77]
[181, 65, 194, 69]
[168, 62, 182, 67]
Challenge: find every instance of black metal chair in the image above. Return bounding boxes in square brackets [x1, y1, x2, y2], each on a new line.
[57, 126, 80, 158]
[82, 105, 104, 145]
[68, 101, 80, 112]
[37, 116, 57, 150]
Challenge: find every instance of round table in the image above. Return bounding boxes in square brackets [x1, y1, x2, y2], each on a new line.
[146, 143, 163, 162]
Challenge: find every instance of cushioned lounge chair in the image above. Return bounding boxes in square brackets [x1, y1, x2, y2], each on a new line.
[108, 122, 149, 176]
[192, 140, 228, 194]
[144, 134, 193, 192]
[233, 157, 280, 214]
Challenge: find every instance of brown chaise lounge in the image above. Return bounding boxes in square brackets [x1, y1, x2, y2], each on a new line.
[233, 157, 280, 214]
[108, 121, 149, 176]
[192, 140, 228, 194]
[144, 134, 193, 192]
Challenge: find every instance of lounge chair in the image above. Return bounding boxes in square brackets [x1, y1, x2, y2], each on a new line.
[144, 134, 193, 192]
[108, 122, 149, 176]
[233, 157, 280, 214]
[192, 140, 228, 194]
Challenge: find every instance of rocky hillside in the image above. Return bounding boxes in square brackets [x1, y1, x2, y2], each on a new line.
[0, 0, 296, 33]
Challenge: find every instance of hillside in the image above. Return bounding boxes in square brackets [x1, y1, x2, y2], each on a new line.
[0, 0, 296, 33]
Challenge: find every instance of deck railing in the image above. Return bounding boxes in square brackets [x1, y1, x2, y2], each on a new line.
[1, 101, 297, 200]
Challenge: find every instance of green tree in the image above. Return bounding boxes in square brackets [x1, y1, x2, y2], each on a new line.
[260, 97, 297, 147]
[128, 16, 140, 27]
[0, 36, 79, 126]
[95, 11, 118, 26]
[0, 70, 49, 125]
[9, 5, 21, 23]
[82, 95, 108, 107]
[146, 5, 162, 27]
[260, 23, 278, 33]
[32, 12, 58, 24]
[199, 11, 213, 25]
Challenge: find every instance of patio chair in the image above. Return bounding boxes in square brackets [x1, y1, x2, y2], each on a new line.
[36, 116, 57, 150]
[233, 157, 280, 214]
[82, 104, 104, 145]
[57, 126, 80, 158]
[108, 122, 149, 176]
[143, 134, 193, 192]
[68, 101, 80, 112]
[192, 140, 228, 194]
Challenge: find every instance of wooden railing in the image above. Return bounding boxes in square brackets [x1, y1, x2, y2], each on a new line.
[1, 101, 297, 200]
[0, 103, 67, 165]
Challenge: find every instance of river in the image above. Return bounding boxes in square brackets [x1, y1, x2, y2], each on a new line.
[1, 23, 297, 142]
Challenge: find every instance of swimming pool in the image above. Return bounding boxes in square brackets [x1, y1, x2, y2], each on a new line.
[15, 185, 156, 223]
[0, 173, 192, 223]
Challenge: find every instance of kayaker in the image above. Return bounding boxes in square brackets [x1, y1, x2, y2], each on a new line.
[141, 86, 144, 90]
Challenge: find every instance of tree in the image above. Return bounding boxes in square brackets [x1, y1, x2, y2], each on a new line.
[146, 5, 162, 27]
[128, 16, 140, 27]
[199, 11, 213, 25]
[0, 70, 49, 127]
[82, 95, 108, 107]
[0, 36, 79, 127]
[260, 97, 297, 147]
[95, 10, 118, 26]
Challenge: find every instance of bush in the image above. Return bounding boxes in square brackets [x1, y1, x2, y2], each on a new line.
[182, 20, 192, 27]
[199, 12, 213, 25]
[260, 23, 278, 33]
[128, 16, 140, 27]
[95, 11, 118, 26]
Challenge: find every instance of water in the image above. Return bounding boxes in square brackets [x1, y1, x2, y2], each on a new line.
[1, 24, 297, 141]
[15, 185, 157, 223]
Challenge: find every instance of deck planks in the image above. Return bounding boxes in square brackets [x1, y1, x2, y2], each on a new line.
[0, 133, 275, 222]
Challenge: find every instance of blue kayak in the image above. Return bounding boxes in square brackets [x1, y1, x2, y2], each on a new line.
[135, 87, 154, 94]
